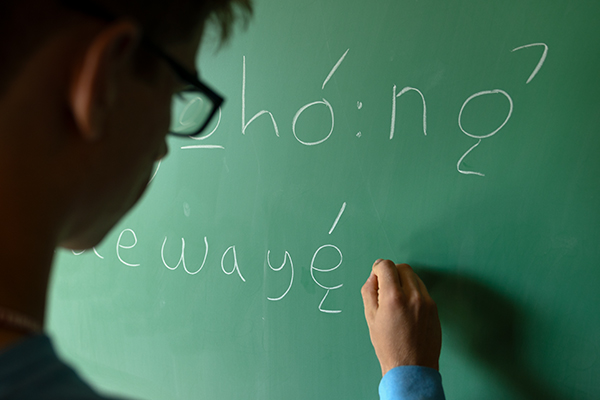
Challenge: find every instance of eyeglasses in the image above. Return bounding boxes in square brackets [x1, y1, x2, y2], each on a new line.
[143, 39, 224, 137]
[60, 0, 224, 138]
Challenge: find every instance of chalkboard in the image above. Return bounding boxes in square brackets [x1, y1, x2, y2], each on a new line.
[47, 0, 600, 399]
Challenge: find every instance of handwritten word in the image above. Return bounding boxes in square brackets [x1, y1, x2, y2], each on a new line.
[174, 43, 547, 179]
[391, 44, 546, 176]
[72, 228, 345, 313]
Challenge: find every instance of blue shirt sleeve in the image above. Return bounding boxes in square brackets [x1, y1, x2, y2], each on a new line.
[379, 366, 445, 400]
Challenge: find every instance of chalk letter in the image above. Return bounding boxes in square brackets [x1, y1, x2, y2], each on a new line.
[221, 245, 246, 282]
[266, 250, 294, 301]
[457, 89, 513, 176]
[310, 244, 343, 314]
[71, 247, 104, 259]
[292, 98, 335, 146]
[390, 85, 428, 139]
[242, 56, 279, 137]
[116, 229, 140, 267]
[161, 236, 208, 275]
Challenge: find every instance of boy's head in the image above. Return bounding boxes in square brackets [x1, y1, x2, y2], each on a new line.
[0, 0, 250, 250]
[0, 0, 251, 94]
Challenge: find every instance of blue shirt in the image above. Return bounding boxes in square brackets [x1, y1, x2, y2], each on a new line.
[379, 366, 445, 400]
[0, 334, 445, 399]
[0, 334, 116, 399]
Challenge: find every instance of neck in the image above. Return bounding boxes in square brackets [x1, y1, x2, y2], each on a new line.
[0, 21, 101, 349]
[0, 197, 57, 348]
[0, 236, 55, 321]
[0, 41, 69, 341]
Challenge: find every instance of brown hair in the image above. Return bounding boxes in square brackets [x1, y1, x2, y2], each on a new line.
[0, 0, 252, 92]
[89, 0, 253, 43]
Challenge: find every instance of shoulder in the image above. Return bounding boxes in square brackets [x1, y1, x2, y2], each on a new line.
[0, 334, 120, 399]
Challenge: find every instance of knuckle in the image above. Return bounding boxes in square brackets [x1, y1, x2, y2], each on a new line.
[406, 292, 423, 308]
[360, 284, 369, 297]
[396, 263, 413, 274]
[382, 289, 403, 307]
[373, 259, 395, 273]
[407, 292, 436, 310]
[428, 298, 439, 313]
[412, 297, 438, 317]
[420, 294, 437, 307]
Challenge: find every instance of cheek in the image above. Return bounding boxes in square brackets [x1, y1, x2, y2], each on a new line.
[149, 84, 174, 139]
[112, 72, 174, 168]
[125, 86, 171, 150]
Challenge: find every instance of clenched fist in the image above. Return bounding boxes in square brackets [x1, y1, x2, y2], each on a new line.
[361, 260, 442, 376]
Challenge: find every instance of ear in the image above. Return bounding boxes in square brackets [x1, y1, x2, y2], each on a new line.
[69, 21, 141, 141]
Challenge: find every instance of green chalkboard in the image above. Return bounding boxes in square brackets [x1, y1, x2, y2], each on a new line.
[48, 0, 600, 399]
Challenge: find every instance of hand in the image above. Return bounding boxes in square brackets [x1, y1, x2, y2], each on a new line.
[361, 260, 442, 376]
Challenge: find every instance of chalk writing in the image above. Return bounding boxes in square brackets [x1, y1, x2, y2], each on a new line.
[161, 236, 209, 275]
[322, 49, 350, 90]
[221, 245, 246, 282]
[178, 96, 203, 127]
[71, 247, 104, 259]
[76, 232, 251, 283]
[174, 43, 548, 176]
[161, 237, 183, 271]
[148, 161, 161, 184]
[181, 108, 225, 150]
[68, 42, 552, 315]
[357, 102, 363, 137]
[266, 250, 294, 301]
[328, 202, 347, 235]
[292, 50, 349, 146]
[310, 244, 343, 314]
[116, 229, 140, 267]
[292, 99, 335, 146]
[390, 86, 428, 139]
[457, 89, 514, 176]
[71, 230, 346, 313]
[242, 56, 280, 137]
[94, 247, 105, 259]
[512, 43, 548, 84]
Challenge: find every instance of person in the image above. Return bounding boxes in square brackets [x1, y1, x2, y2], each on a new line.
[0, 0, 444, 398]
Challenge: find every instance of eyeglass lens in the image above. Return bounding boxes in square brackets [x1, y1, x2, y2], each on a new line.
[170, 91, 216, 136]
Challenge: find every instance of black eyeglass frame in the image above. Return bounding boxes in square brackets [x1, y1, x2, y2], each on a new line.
[60, 0, 224, 137]
[143, 39, 224, 137]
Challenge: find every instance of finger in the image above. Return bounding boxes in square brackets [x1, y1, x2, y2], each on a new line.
[413, 272, 433, 300]
[372, 259, 403, 301]
[396, 263, 422, 297]
[361, 272, 379, 315]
